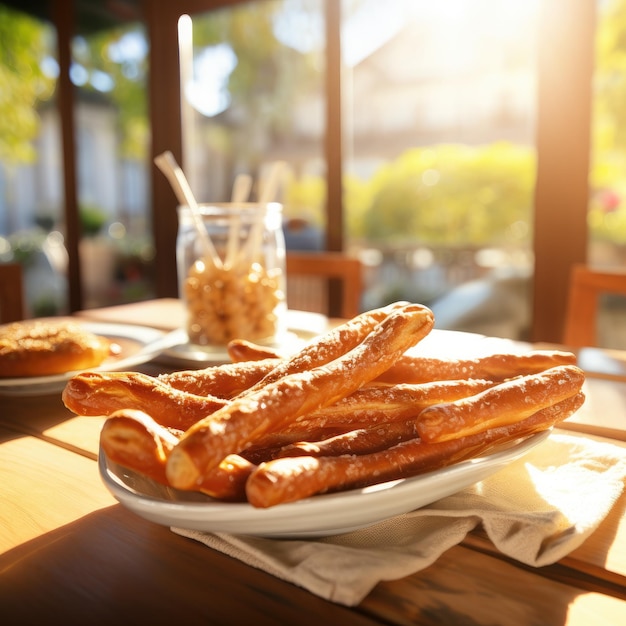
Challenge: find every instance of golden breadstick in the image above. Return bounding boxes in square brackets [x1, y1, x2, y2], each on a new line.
[100, 409, 180, 485]
[240, 427, 352, 465]
[274, 419, 420, 459]
[67, 365, 484, 439]
[196, 454, 256, 502]
[225, 344, 576, 385]
[376, 350, 578, 384]
[244, 378, 496, 453]
[166, 303, 435, 490]
[416, 364, 584, 443]
[227, 339, 282, 363]
[100, 409, 254, 501]
[63, 371, 227, 430]
[159, 302, 410, 402]
[290, 379, 496, 429]
[245, 392, 585, 507]
[242, 301, 413, 395]
[159, 358, 277, 398]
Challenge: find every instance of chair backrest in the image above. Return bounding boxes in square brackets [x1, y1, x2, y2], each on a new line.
[0, 263, 25, 323]
[285, 251, 363, 319]
[563, 264, 626, 347]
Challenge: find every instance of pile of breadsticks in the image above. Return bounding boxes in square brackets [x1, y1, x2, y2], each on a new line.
[62, 302, 585, 508]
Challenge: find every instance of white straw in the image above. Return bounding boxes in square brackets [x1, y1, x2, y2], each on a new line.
[232, 173, 253, 204]
[259, 161, 286, 204]
[154, 151, 223, 269]
[240, 161, 286, 263]
[225, 173, 253, 269]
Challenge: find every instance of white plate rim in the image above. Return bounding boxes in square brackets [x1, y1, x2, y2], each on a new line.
[99, 429, 550, 538]
[0, 321, 181, 396]
[158, 309, 329, 367]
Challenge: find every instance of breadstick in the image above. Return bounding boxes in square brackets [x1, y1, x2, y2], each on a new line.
[159, 358, 277, 398]
[240, 427, 352, 465]
[100, 409, 254, 501]
[63, 371, 227, 430]
[166, 303, 435, 489]
[274, 419, 421, 459]
[227, 339, 282, 363]
[289, 379, 496, 429]
[100, 409, 181, 485]
[67, 364, 483, 438]
[245, 392, 585, 507]
[376, 350, 577, 384]
[244, 378, 496, 453]
[195, 454, 256, 502]
[416, 364, 584, 443]
[160, 302, 410, 401]
[242, 301, 413, 395]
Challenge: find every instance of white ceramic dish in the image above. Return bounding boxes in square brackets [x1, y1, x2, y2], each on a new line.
[0, 322, 181, 396]
[99, 430, 550, 538]
[158, 309, 329, 367]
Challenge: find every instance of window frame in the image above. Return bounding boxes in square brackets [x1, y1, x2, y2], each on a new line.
[50, 0, 592, 341]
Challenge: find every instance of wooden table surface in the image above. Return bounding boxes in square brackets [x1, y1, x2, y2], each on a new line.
[1, 299, 626, 625]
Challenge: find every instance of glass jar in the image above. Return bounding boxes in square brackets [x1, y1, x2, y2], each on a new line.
[176, 202, 287, 346]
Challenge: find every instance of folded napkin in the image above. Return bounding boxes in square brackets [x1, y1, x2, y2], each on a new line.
[172, 431, 626, 606]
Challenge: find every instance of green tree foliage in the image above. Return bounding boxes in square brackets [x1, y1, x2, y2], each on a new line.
[73, 26, 148, 159]
[353, 143, 535, 247]
[190, 0, 321, 168]
[4, 0, 626, 251]
[0, 5, 54, 163]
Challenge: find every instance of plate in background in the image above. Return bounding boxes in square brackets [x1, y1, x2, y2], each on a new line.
[0, 322, 180, 396]
[158, 309, 330, 367]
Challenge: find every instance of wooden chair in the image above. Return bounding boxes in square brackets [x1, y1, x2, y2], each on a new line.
[0, 263, 25, 323]
[285, 251, 363, 319]
[563, 263, 626, 347]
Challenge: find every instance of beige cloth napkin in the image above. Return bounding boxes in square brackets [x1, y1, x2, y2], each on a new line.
[172, 431, 626, 606]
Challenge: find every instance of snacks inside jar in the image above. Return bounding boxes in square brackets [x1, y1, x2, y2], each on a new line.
[177, 203, 286, 346]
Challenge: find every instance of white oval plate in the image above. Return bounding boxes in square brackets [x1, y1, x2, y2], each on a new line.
[158, 309, 329, 367]
[0, 322, 181, 396]
[99, 430, 549, 538]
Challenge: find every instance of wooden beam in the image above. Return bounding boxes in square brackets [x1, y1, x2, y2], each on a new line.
[325, 0, 343, 254]
[53, 0, 83, 312]
[145, 2, 183, 298]
[531, 0, 595, 342]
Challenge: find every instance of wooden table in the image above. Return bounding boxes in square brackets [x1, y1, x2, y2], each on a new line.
[1, 299, 626, 625]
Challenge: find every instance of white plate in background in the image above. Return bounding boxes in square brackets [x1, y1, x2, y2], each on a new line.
[158, 309, 330, 367]
[0, 322, 181, 396]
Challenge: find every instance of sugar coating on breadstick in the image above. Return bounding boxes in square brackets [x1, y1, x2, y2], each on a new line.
[416, 364, 585, 443]
[245, 392, 585, 507]
[63, 370, 226, 430]
[166, 303, 435, 490]
[376, 350, 578, 385]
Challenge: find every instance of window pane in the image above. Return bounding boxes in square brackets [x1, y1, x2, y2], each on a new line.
[74, 22, 154, 309]
[182, 0, 326, 248]
[343, 0, 540, 340]
[0, 4, 66, 316]
[589, 0, 626, 348]
[0, 4, 154, 315]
